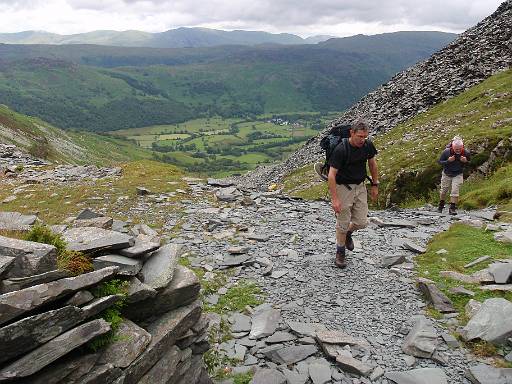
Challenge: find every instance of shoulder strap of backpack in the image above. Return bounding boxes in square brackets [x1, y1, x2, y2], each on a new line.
[341, 138, 350, 168]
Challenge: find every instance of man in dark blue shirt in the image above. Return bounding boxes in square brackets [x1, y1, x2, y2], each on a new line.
[438, 136, 471, 215]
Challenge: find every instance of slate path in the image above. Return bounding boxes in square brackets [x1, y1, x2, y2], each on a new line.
[166, 183, 494, 384]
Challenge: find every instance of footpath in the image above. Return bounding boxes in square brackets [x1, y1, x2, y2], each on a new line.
[169, 180, 511, 384]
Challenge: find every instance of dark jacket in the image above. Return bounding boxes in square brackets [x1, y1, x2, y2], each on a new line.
[438, 148, 471, 177]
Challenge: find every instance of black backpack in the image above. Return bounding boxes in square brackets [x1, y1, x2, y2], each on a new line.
[318, 125, 352, 179]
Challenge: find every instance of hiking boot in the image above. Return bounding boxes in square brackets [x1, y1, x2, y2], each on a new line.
[449, 203, 457, 215]
[345, 231, 354, 251]
[335, 251, 347, 268]
[314, 162, 328, 181]
[437, 200, 445, 213]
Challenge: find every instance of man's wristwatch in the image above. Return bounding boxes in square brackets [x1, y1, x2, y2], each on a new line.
[371, 182, 379, 187]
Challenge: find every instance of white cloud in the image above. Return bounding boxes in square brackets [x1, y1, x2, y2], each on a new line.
[0, 0, 505, 36]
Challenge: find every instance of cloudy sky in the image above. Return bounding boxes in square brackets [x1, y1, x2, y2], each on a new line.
[0, 0, 505, 37]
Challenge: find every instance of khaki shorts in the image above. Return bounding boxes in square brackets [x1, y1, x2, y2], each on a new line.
[335, 182, 368, 233]
[440, 172, 464, 197]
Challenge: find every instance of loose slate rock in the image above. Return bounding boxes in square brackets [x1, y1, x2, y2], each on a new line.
[466, 363, 512, 384]
[464, 255, 492, 269]
[417, 278, 455, 313]
[462, 298, 512, 345]
[0, 256, 14, 276]
[126, 277, 157, 304]
[0, 305, 84, 364]
[0, 319, 110, 380]
[0, 266, 118, 326]
[251, 368, 286, 384]
[335, 355, 373, 377]
[73, 217, 113, 229]
[1, 269, 69, 293]
[265, 331, 297, 344]
[63, 227, 134, 254]
[488, 262, 512, 284]
[93, 255, 143, 276]
[381, 254, 407, 268]
[0, 212, 37, 231]
[402, 316, 439, 358]
[249, 308, 281, 339]
[402, 240, 426, 254]
[287, 321, 327, 337]
[98, 319, 151, 368]
[309, 361, 332, 384]
[263, 344, 318, 364]
[231, 313, 252, 333]
[0, 236, 57, 279]
[385, 368, 448, 384]
[140, 243, 183, 290]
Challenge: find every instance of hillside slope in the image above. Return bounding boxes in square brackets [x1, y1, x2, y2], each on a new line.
[0, 32, 456, 132]
[0, 105, 151, 164]
[241, 0, 512, 189]
[281, 69, 512, 216]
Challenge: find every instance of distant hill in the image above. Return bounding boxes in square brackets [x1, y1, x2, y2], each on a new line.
[0, 31, 457, 132]
[0, 104, 151, 164]
[0, 28, 332, 48]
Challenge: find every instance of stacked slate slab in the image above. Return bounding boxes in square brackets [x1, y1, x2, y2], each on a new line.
[0, 210, 212, 383]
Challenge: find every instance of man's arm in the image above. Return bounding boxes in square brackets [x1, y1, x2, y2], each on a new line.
[368, 157, 379, 202]
[328, 167, 342, 213]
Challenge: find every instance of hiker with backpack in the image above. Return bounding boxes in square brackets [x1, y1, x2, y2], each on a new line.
[437, 136, 470, 215]
[321, 120, 379, 269]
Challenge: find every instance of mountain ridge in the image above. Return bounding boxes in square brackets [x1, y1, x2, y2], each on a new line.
[0, 27, 340, 48]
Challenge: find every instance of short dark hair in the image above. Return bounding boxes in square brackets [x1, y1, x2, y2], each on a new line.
[351, 119, 369, 132]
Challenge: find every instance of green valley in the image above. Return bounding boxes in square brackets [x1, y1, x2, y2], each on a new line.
[111, 113, 336, 176]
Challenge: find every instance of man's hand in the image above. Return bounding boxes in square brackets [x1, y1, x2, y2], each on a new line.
[370, 185, 379, 202]
[332, 199, 342, 214]
[460, 156, 468, 163]
[448, 155, 455, 162]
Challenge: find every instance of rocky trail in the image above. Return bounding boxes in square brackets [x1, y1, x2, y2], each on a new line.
[176, 181, 510, 384]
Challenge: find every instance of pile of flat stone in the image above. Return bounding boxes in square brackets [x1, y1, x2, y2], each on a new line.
[19, 164, 123, 183]
[0, 209, 213, 383]
[0, 144, 48, 174]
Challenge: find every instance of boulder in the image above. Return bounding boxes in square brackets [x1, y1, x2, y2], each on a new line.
[139, 243, 183, 290]
[123, 300, 202, 384]
[462, 298, 512, 345]
[385, 368, 448, 384]
[402, 316, 439, 358]
[76, 208, 103, 220]
[230, 313, 252, 333]
[98, 319, 152, 368]
[465, 299, 482, 318]
[417, 278, 455, 313]
[0, 319, 110, 380]
[0, 236, 57, 279]
[0, 306, 83, 364]
[123, 265, 200, 322]
[62, 227, 134, 254]
[0, 266, 118, 326]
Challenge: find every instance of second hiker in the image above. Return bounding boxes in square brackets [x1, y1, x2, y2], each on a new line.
[437, 136, 471, 215]
[328, 120, 379, 268]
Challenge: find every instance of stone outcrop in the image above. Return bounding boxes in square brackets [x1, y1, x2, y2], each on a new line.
[0, 214, 212, 384]
[235, 0, 512, 189]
